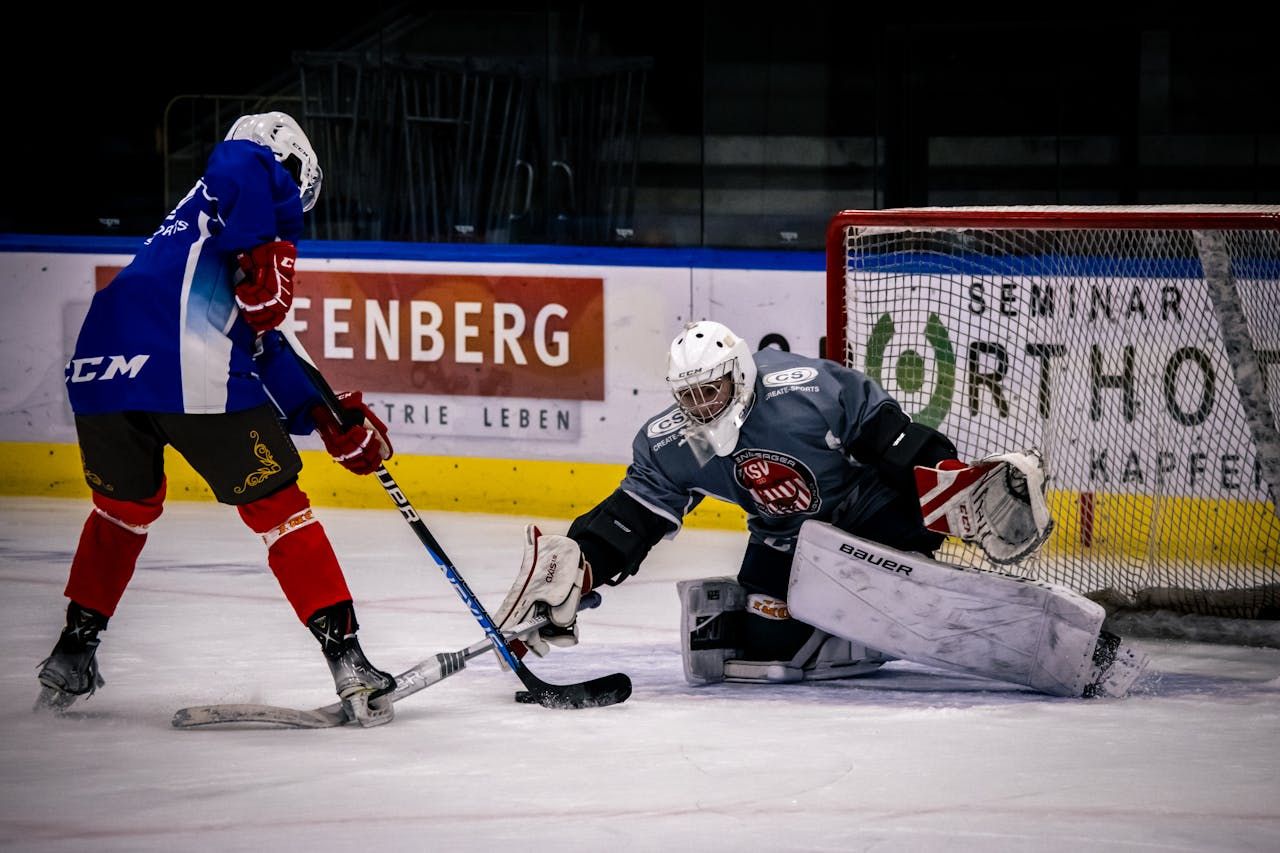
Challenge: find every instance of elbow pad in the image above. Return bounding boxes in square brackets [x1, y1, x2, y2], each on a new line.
[568, 490, 673, 587]
[852, 406, 958, 494]
[882, 421, 958, 474]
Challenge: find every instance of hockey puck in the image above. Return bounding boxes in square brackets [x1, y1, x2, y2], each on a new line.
[514, 690, 537, 704]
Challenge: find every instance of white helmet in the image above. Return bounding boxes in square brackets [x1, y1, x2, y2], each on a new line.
[666, 320, 757, 464]
[225, 111, 323, 212]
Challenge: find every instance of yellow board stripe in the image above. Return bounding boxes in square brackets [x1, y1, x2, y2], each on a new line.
[1044, 489, 1278, 565]
[3, 441, 1274, 564]
[0, 442, 748, 529]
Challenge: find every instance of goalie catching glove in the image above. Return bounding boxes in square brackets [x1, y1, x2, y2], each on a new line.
[915, 450, 1054, 564]
[494, 524, 592, 659]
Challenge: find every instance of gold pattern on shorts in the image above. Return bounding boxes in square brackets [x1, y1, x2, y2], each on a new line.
[81, 451, 114, 492]
[234, 430, 282, 494]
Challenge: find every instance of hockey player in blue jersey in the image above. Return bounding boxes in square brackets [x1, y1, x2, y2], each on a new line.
[493, 320, 1149, 698]
[37, 112, 399, 725]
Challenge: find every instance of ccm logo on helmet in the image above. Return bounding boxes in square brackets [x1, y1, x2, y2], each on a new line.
[839, 543, 913, 575]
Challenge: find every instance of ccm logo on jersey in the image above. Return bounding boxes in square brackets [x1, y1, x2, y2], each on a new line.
[65, 354, 151, 383]
[839, 543, 913, 575]
[646, 408, 688, 438]
[761, 367, 819, 387]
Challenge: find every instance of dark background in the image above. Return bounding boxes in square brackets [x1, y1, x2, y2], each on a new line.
[4, 4, 1276, 250]
[2, 8, 361, 236]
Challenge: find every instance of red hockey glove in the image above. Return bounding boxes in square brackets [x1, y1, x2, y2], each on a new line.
[311, 391, 393, 475]
[235, 240, 297, 332]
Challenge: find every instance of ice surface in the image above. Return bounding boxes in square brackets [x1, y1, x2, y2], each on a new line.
[1, 496, 1277, 852]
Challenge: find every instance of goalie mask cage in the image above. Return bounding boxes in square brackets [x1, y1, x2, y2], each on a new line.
[826, 206, 1280, 624]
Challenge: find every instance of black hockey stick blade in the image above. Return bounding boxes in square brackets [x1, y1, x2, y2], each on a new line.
[513, 669, 632, 709]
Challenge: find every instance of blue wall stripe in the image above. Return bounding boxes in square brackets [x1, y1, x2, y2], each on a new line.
[0, 233, 826, 272]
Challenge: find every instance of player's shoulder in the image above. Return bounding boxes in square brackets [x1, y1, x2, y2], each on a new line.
[637, 404, 690, 454]
[635, 404, 714, 479]
[753, 349, 847, 401]
[205, 140, 277, 184]
[209, 138, 273, 165]
[753, 347, 847, 375]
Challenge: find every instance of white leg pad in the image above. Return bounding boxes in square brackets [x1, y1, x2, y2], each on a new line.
[787, 520, 1105, 697]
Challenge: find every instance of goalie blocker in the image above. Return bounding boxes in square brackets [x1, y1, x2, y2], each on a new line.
[787, 521, 1148, 698]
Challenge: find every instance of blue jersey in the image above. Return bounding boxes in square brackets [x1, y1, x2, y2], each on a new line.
[621, 349, 903, 551]
[66, 140, 304, 415]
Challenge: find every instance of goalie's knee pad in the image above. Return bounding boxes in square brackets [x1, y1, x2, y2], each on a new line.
[678, 577, 887, 685]
[678, 577, 748, 685]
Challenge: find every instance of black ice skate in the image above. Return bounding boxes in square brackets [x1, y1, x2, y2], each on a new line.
[1083, 630, 1150, 698]
[34, 603, 108, 713]
[307, 601, 396, 727]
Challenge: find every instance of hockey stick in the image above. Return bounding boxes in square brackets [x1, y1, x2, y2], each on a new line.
[171, 593, 604, 729]
[287, 334, 631, 709]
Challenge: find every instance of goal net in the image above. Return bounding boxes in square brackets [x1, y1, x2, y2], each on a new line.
[826, 206, 1279, 625]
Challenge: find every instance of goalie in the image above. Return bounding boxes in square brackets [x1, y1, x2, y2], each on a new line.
[494, 320, 1148, 699]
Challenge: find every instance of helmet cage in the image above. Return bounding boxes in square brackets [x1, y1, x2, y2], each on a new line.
[665, 321, 757, 464]
[671, 367, 736, 425]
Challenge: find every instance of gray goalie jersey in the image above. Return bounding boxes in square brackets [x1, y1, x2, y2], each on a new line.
[621, 348, 903, 551]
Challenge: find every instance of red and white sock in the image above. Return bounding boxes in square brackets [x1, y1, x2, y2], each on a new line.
[64, 481, 167, 617]
[238, 483, 352, 623]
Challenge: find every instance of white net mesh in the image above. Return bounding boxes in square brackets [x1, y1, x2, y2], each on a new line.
[831, 208, 1280, 619]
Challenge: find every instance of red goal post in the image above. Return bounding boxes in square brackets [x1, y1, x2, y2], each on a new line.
[825, 206, 1280, 624]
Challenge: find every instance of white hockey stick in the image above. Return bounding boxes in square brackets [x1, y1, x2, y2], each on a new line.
[171, 592, 602, 729]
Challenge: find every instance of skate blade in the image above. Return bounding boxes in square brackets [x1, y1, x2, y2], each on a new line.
[33, 685, 78, 713]
[343, 692, 395, 728]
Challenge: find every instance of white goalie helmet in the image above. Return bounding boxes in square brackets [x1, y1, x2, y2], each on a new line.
[225, 111, 323, 212]
[666, 320, 758, 464]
